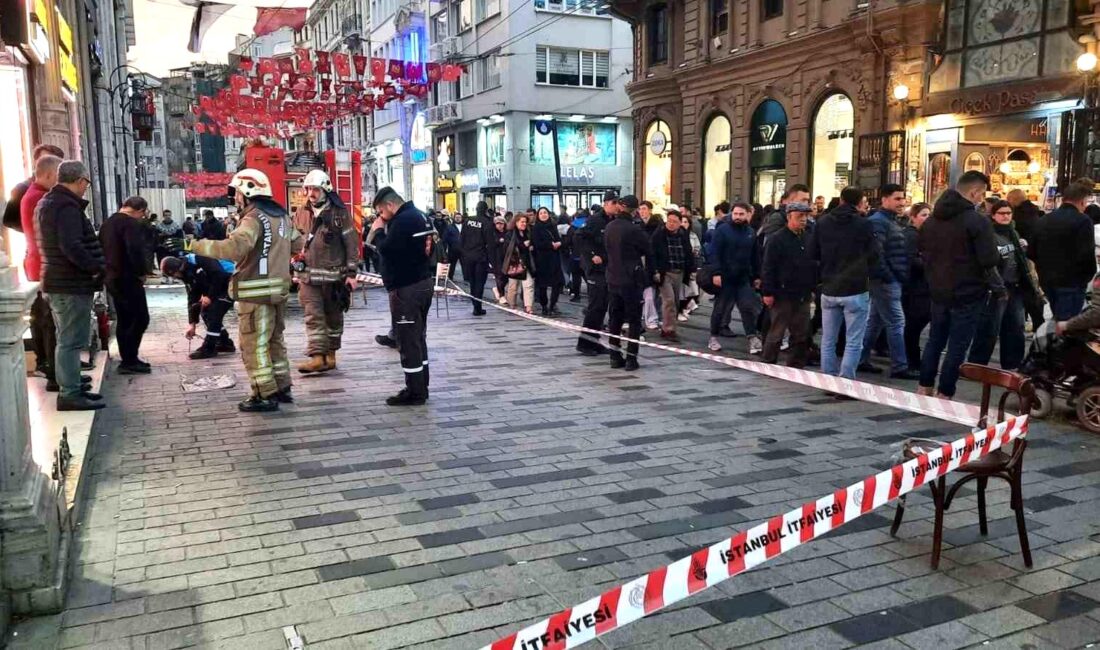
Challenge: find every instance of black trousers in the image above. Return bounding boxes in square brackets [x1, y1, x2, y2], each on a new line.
[538, 283, 563, 310]
[568, 259, 584, 297]
[578, 275, 609, 352]
[30, 292, 56, 379]
[390, 277, 433, 396]
[108, 279, 149, 364]
[461, 258, 489, 310]
[607, 284, 643, 361]
[762, 297, 811, 367]
[903, 290, 931, 371]
[199, 297, 233, 349]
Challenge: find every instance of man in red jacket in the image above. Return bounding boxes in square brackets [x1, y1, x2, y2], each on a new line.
[20, 154, 69, 391]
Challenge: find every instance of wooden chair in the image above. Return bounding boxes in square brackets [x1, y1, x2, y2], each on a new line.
[434, 263, 451, 319]
[890, 363, 1034, 569]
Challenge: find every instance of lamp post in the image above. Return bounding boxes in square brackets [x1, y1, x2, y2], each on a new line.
[1078, 51, 1098, 108]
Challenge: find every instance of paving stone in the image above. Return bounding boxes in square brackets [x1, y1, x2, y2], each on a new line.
[605, 488, 666, 504]
[894, 620, 987, 650]
[317, 556, 398, 582]
[829, 610, 923, 645]
[958, 605, 1047, 637]
[1016, 590, 1100, 621]
[698, 591, 789, 623]
[416, 493, 481, 510]
[488, 468, 596, 489]
[291, 510, 360, 530]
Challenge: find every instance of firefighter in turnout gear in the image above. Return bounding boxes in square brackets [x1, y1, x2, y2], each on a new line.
[293, 170, 360, 374]
[192, 169, 303, 412]
[159, 254, 236, 360]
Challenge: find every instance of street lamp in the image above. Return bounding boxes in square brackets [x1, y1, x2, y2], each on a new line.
[892, 83, 910, 101]
[1078, 52, 1098, 73]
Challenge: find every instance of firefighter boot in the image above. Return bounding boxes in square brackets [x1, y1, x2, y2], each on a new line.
[298, 354, 330, 374]
[325, 351, 337, 370]
[189, 339, 218, 360]
[217, 332, 236, 353]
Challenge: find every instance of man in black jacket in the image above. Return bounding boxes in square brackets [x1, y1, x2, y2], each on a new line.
[858, 183, 916, 379]
[1006, 189, 1042, 242]
[918, 170, 1001, 398]
[807, 186, 878, 382]
[574, 190, 621, 355]
[1029, 178, 1097, 321]
[37, 160, 106, 411]
[460, 201, 495, 315]
[160, 254, 236, 360]
[761, 202, 816, 367]
[371, 187, 435, 405]
[604, 195, 651, 371]
[200, 209, 226, 241]
[100, 196, 154, 374]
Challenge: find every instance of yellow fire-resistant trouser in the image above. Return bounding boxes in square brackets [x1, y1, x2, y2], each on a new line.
[237, 301, 290, 398]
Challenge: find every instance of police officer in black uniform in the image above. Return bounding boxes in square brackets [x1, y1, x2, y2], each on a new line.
[604, 195, 652, 371]
[371, 187, 435, 405]
[574, 190, 622, 355]
[159, 254, 236, 360]
[459, 200, 495, 315]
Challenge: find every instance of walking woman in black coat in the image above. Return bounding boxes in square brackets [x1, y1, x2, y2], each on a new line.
[501, 213, 536, 312]
[532, 206, 566, 315]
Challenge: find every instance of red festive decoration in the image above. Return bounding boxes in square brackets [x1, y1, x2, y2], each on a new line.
[333, 52, 351, 79]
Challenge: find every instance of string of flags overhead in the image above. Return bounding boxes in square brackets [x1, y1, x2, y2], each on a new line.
[189, 46, 465, 139]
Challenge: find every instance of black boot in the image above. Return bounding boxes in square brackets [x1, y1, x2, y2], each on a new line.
[386, 388, 428, 406]
[624, 357, 640, 371]
[375, 334, 398, 348]
[189, 343, 218, 360]
[217, 334, 236, 353]
[57, 394, 105, 411]
[609, 352, 626, 369]
[274, 388, 294, 403]
[238, 395, 279, 412]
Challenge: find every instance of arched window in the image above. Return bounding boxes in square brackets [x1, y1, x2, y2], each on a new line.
[644, 120, 672, 208]
[702, 114, 731, 211]
[809, 94, 854, 205]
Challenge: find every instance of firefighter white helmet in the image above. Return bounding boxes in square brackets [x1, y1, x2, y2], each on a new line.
[228, 169, 273, 199]
[303, 169, 333, 192]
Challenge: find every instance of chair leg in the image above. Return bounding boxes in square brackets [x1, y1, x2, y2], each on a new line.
[977, 476, 988, 536]
[890, 495, 906, 537]
[931, 477, 946, 570]
[1011, 470, 1033, 568]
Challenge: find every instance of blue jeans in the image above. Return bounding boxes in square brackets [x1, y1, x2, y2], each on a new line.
[1045, 285, 1087, 321]
[968, 286, 1027, 370]
[860, 280, 908, 373]
[709, 277, 761, 336]
[919, 298, 985, 397]
[48, 293, 93, 399]
[820, 292, 870, 379]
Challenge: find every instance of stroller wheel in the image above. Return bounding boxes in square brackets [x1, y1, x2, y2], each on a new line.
[1076, 386, 1100, 434]
[1030, 388, 1054, 420]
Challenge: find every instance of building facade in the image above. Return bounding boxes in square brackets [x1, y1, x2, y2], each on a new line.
[425, 0, 635, 214]
[609, 0, 1093, 212]
[134, 75, 169, 189]
[163, 63, 230, 179]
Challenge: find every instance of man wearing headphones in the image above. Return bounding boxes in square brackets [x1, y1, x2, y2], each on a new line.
[292, 169, 360, 374]
[192, 169, 303, 412]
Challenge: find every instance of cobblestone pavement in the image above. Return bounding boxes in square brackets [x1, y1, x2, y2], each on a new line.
[10, 280, 1100, 650]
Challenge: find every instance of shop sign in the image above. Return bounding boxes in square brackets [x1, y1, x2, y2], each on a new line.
[562, 165, 595, 184]
[0, 0, 53, 64]
[410, 112, 430, 164]
[950, 90, 1037, 117]
[436, 174, 455, 191]
[649, 130, 667, 156]
[457, 170, 479, 191]
[56, 7, 77, 94]
[482, 167, 502, 185]
[750, 99, 787, 169]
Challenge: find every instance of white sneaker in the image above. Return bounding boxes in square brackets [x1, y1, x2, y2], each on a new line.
[749, 335, 763, 355]
[708, 337, 721, 352]
[688, 300, 700, 313]
[677, 312, 689, 322]
[646, 324, 659, 331]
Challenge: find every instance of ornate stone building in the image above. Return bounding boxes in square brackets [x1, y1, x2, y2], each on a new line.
[610, 0, 1092, 210]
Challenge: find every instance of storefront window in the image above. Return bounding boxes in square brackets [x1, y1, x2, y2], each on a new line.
[809, 94, 854, 204]
[933, 0, 1079, 90]
[702, 114, 731, 211]
[529, 121, 617, 166]
[0, 57, 34, 281]
[485, 123, 506, 166]
[644, 120, 672, 207]
[749, 100, 787, 206]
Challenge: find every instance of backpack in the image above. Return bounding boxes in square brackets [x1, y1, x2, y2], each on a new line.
[698, 262, 720, 295]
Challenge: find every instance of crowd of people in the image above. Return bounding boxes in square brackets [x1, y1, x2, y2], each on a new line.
[8, 140, 1100, 413]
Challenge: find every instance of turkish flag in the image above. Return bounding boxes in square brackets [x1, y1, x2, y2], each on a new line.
[230, 75, 248, 92]
[370, 58, 385, 84]
[239, 56, 254, 73]
[426, 62, 442, 83]
[352, 55, 367, 78]
[315, 50, 331, 74]
[277, 58, 294, 74]
[404, 62, 422, 81]
[258, 57, 277, 76]
[253, 7, 306, 37]
[442, 63, 461, 82]
[387, 59, 403, 78]
[332, 53, 351, 79]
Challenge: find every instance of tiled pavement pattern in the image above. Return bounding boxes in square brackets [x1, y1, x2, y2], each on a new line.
[11, 283, 1100, 650]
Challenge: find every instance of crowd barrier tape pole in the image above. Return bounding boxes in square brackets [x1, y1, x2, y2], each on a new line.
[481, 414, 1028, 650]
[357, 272, 980, 427]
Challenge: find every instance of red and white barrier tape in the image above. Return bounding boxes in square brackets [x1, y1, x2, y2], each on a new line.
[356, 272, 979, 427]
[479, 415, 1027, 650]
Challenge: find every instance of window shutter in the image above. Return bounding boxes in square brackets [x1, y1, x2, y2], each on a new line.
[595, 51, 609, 87]
[580, 51, 594, 86]
[549, 48, 578, 77]
[536, 47, 547, 82]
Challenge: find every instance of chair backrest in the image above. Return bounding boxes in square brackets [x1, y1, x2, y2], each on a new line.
[434, 263, 450, 290]
[959, 363, 1034, 465]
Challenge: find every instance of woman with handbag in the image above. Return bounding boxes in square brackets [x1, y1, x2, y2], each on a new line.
[532, 206, 566, 316]
[501, 213, 537, 313]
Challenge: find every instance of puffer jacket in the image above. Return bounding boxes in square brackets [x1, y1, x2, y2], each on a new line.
[710, 219, 758, 283]
[867, 209, 910, 284]
[919, 189, 1001, 306]
[35, 185, 105, 295]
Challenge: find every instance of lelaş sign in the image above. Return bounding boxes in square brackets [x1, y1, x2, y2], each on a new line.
[484, 167, 502, 185]
[562, 166, 595, 184]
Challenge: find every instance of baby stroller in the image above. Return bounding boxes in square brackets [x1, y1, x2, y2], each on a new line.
[1017, 321, 1100, 433]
